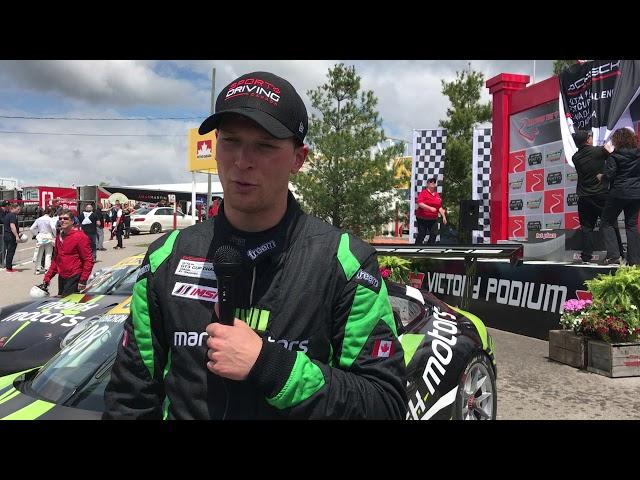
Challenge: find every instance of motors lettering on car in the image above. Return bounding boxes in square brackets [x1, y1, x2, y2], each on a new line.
[422, 307, 458, 395]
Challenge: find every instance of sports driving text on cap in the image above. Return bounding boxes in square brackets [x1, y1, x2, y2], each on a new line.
[198, 71, 308, 144]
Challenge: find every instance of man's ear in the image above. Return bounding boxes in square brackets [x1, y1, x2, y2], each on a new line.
[290, 145, 309, 174]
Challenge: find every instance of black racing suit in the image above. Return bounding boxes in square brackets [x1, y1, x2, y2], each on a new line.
[104, 193, 407, 419]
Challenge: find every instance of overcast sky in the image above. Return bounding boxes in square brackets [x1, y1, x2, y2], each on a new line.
[0, 60, 555, 188]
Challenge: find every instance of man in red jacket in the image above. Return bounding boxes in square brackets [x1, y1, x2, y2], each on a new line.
[43, 209, 94, 296]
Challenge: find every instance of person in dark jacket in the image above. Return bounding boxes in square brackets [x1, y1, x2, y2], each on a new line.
[2, 203, 21, 272]
[571, 130, 622, 263]
[43, 209, 94, 295]
[103, 71, 407, 420]
[600, 127, 640, 266]
[79, 203, 99, 261]
[123, 207, 131, 239]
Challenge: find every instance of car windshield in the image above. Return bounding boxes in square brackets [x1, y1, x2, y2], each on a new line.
[133, 207, 152, 215]
[27, 317, 126, 411]
[84, 260, 141, 296]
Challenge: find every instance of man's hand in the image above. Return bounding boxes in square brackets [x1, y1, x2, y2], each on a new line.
[77, 283, 86, 292]
[206, 304, 263, 380]
[442, 217, 447, 225]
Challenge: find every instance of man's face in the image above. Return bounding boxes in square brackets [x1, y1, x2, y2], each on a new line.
[85, 205, 93, 212]
[215, 114, 307, 216]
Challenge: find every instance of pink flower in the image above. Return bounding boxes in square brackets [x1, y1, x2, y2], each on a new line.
[380, 268, 391, 279]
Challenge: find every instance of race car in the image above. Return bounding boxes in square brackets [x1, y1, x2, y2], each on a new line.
[0, 254, 144, 377]
[388, 282, 497, 420]
[0, 274, 496, 420]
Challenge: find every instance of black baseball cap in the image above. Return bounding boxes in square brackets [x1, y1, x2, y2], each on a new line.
[198, 71, 308, 144]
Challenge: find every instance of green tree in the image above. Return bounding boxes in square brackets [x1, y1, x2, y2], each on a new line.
[292, 63, 403, 238]
[553, 60, 579, 75]
[438, 70, 491, 228]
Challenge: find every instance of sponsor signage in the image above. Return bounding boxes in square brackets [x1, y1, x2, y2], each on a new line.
[417, 258, 613, 339]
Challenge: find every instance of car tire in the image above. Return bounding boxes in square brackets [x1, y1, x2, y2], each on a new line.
[452, 353, 497, 420]
[150, 223, 162, 234]
[131, 230, 139, 235]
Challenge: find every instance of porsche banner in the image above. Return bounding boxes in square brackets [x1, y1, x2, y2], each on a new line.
[559, 60, 640, 165]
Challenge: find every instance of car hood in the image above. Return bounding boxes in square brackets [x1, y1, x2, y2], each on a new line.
[0, 293, 126, 352]
[0, 370, 101, 420]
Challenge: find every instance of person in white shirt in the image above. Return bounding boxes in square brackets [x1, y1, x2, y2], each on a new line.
[29, 206, 56, 274]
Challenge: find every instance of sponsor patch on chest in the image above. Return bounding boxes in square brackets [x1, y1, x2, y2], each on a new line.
[175, 258, 217, 280]
[172, 282, 218, 302]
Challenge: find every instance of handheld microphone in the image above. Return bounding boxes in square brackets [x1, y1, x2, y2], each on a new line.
[213, 245, 243, 325]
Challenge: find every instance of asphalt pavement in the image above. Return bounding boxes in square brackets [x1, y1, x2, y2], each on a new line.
[492, 327, 640, 420]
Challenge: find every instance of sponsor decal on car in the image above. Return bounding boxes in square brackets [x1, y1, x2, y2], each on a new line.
[0, 297, 105, 330]
[175, 258, 216, 280]
[421, 307, 459, 395]
[171, 282, 218, 303]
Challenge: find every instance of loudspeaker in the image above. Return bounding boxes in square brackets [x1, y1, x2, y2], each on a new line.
[459, 199, 481, 231]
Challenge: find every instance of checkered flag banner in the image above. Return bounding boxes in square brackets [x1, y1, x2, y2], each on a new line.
[410, 129, 447, 242]
[472, 127, 492, 244]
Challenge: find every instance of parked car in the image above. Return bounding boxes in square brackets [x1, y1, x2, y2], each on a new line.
[129, 207, 194, 234]
[0, 255, 144, 377]
[0, 266, 496, 419]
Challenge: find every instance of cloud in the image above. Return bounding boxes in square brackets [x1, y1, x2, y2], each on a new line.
[0, 60, 555, 188]
[0, 60, 207, 109]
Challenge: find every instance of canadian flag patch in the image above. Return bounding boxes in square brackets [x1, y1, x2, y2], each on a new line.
[372, 339, 394, 358]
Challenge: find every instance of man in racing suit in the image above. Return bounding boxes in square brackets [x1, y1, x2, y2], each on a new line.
[103, 71, 407, 419]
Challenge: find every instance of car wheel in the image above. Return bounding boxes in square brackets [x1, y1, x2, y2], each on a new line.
[131, 230, 139, 235]
[453, 353, 497, 420]
[150, 222, 162, 234]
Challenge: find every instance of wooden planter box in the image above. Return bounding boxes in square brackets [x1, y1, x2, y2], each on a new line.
[587, 339, 640, 377]
[548, 330, 587, 369]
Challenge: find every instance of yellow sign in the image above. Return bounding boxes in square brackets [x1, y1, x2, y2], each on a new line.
[187, 128, 217, 173]
[393, 156, 412, 189]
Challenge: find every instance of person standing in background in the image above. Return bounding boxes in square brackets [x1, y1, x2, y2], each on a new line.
[43, 209, 94, 296]
[600, 128, 640, 266]
[415, 177, 447, 245]
[29, 206, 56, 274]
[2, 203, 21, 272]
[80, 203, 99, 262]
